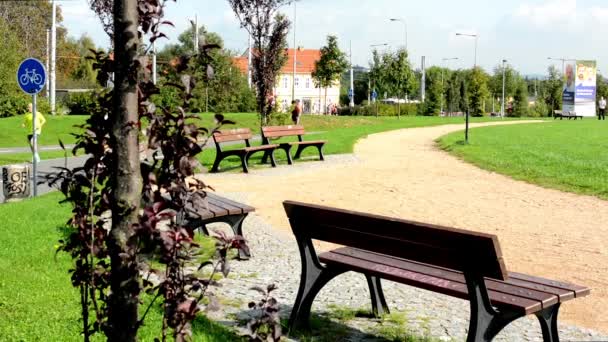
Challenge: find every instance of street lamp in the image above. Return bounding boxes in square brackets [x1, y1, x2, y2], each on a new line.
[456, 33, 478, 67]
[441, 57, 458, 115]
[389, 18, 408, 51]
[292, 0, 301, 102]
[456, 32, 479, 143]
[501, 59, 507, 118]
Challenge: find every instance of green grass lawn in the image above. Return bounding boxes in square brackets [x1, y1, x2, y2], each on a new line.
[437, 120, 608, 200]
[0, 193, 244, 341]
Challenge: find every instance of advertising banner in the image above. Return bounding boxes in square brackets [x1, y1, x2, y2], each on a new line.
[574, 60, 597, 117]
[562, 61, 576, 113]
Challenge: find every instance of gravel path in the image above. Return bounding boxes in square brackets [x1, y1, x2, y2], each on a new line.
[199, 121, 608, 336]
[205, 193, 608, 341]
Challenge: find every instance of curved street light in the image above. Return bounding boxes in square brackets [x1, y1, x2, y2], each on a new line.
[389, 18, 408, 51]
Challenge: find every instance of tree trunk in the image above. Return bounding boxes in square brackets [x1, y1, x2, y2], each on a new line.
[324, 87, 328, 115]
[107, 0, 142, 340]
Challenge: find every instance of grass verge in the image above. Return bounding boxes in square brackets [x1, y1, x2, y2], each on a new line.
[437, 120, 608, 200]
[0, 193, 244, 341]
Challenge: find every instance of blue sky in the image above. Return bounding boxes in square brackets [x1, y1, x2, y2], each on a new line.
[61, 0, 608, 75]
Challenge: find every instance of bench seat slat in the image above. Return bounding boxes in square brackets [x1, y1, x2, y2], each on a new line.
[264, 130, 306, 138]
[286, 140, 326, 146]
[206, 193, 255, 213]
[509, 272, 590, 298]
[328, 248, 562, 309]
[205, 196, 243, 215]
[320, 250, 544, 315]
[245, 144, 278, 152]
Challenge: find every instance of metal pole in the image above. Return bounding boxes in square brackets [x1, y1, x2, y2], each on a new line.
[50, 0, 56, 115]
[32, 94, 38, 197]
[292, 1, 297, 102]
[46, 29, 50, 98]
[152, 41, 157, 85]
[501, 59, 506, 118]
[441, 68, 444, 114]
[194, 15, 198, 52]
[474, 35, 478, 68]
[247, 33, 252, 88]
[349, 40, 354, 107]
[404, 22, 408, 51]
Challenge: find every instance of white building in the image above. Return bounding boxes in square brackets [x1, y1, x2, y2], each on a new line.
[233, 48, 341, 114]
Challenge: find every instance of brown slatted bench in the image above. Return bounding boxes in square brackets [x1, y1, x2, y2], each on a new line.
[554, 110, 583, 120]
[184, 192, 255, 260]
[283, 201, 590, 342]
[261, 125, 326, 165]
[211, 128, 278, 173]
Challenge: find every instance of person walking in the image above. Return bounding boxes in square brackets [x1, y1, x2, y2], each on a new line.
[599, 97, 606, 120]
[22, 103, 46, 162]
[291, 99, 302, 125]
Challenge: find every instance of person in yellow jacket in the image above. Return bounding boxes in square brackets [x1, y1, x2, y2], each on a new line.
[22, 103, 46, 163]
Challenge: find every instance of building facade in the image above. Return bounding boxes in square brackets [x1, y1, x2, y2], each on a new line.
[233, 48, 341, 114]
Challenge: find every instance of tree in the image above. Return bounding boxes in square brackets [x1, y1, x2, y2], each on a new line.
[369, 48, 414, 117]
[312, 35, 348, 114]
[597, 74, 608, 104]
[489, 63, 518, 113]
[419, 66, 443, 115]
[467, 67, 490, 116]
[543, 65, 562, 113]
[512, 80, 529, 117]
[228, 0, 290, 126]
[0, 18, 27, 117]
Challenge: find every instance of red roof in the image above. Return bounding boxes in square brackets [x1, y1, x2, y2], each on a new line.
[232, 48, 321, 75]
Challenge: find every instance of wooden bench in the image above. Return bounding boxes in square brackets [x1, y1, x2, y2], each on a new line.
[184, 192, 255, 260]
[554, 110, 583, 120]
[283, 201, 590, 341]
[211, 128, 278, 173]
[261, 125, 326, 165]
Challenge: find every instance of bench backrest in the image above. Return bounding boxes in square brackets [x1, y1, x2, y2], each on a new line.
[262, 125, 306, 138]
[284, 201, 508, 281]
[213, 128, 253, 143]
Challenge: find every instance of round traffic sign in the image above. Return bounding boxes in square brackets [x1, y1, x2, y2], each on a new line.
[17, 58, 46, 94]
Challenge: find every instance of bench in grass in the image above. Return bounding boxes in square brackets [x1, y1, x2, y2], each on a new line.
[554, 110, 583, 120]
[261, 125, 326, 165]
[211, 128, 278, 173]
[283, 201, 590, 342]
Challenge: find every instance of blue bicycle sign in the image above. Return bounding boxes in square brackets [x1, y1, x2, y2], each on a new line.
[17, 58, 46, 94]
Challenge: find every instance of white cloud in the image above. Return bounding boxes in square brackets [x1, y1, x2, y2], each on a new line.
[514, 0, 577, 28]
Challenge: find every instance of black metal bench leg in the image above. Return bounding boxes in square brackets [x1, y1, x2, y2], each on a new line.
[317, 145, 325, 161]
[289, 267, 342, 332]
[282, 146, 294, 165]
[294, 145, 304, 160]
[261, 150, 270, 164]
[226, 214, 250, 260]
[268, 149, 277, 167]
[365, 275, 389, 317]
[240, 154, 249, 173]
[211, 154, 223, 173]
[465, 273, 522, 342]
[536, 304, 560, 342]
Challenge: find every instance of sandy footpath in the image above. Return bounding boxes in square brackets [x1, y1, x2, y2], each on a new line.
[201, 121, 608, 333]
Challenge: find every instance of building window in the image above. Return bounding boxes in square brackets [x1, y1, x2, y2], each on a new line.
[295, 77, 300, 88]
[306, 78, 310, 88]
[283, 77, 288, 89]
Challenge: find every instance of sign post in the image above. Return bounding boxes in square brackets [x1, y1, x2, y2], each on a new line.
[17, 58, 46, 197]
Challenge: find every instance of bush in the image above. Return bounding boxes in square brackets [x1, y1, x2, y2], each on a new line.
[338, 103, 418, 116]
[63, 91, 99, 115]
[0, 94, 28, 118]
[529, 99, 549, 117]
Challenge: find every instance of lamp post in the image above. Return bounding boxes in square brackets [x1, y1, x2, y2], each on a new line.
[389, 18, 407, 51]
[547, 57, 568, 75]
[292, 0, 301, 102]
[456, 32, 479, 143]
[501, 59, 507, 118]
[441, 57, 458, 115]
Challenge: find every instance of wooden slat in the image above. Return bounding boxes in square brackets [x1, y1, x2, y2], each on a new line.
[509, 272, 590, 298]
[327, 248, 559, 309]
[319, 251, 542, 314]
[289, 140, 326, 145]
[207, 193, 255, 213]
[214, 128, 253, 143]
[263, 125, 304, 132]
[284, 201, 508, 280]
[263, 130, 305, 138]
[504, 278, 575, 301]
[245, 144, 279, 152]
[206, 196, 243, 215]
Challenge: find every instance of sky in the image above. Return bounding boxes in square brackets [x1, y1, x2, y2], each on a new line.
[60, 0, 608, 76]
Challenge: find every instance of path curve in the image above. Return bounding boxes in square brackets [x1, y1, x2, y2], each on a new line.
[203, 120, 608, 332]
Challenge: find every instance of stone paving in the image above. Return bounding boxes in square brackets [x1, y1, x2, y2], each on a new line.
[203, 192, 608, 342]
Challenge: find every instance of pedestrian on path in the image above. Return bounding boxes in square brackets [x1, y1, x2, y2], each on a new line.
[599, 97, 606, 120]
[291, 99, 302, 125]
[22, 103, 46, 162]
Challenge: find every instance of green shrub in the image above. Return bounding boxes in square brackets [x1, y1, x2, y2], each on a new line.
[529, 99, 549, 117]
[338, 103, 418, 116]
[0, 94, 28, 118]
[63, 91, 99, 115]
